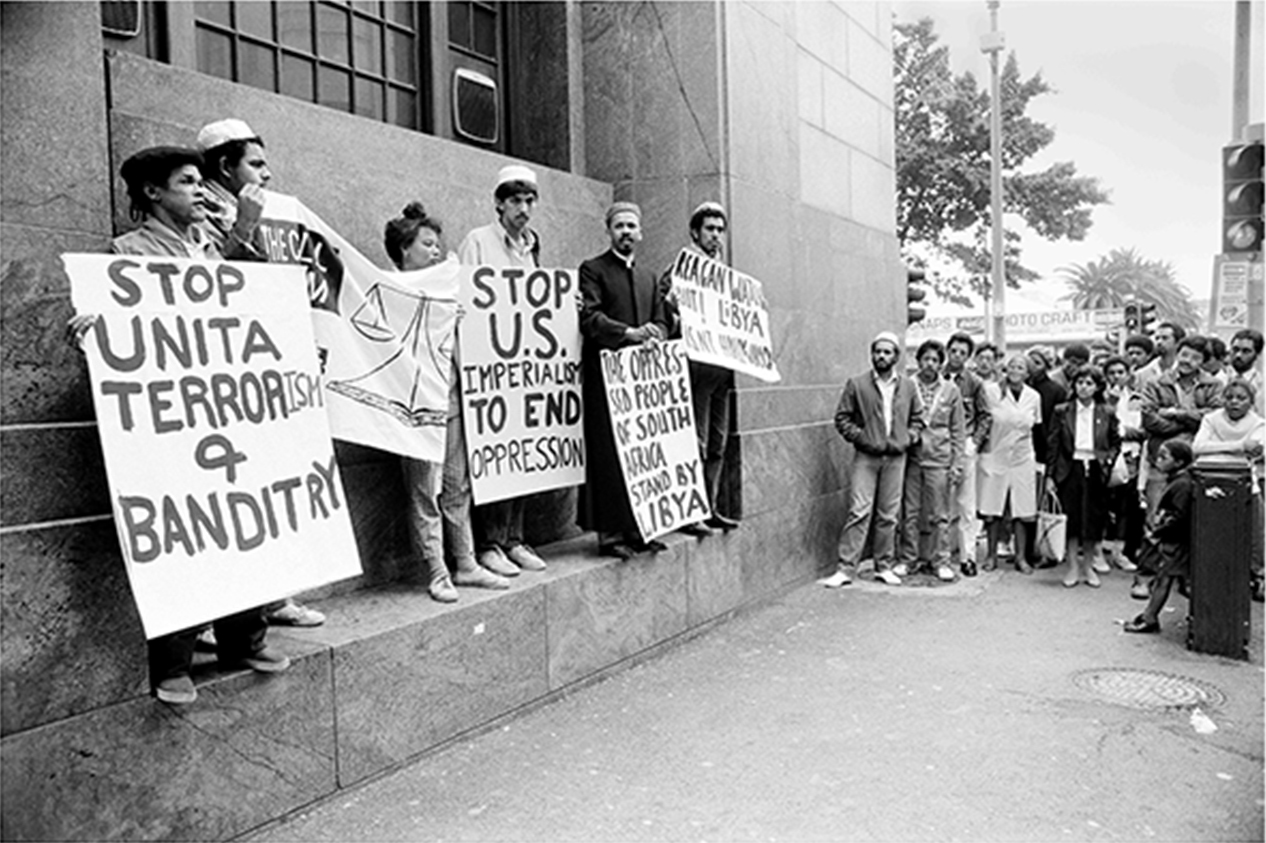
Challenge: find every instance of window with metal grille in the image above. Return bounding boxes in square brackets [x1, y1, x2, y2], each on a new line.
[192, 1, 425, 130]
[445, 1, 500, 146]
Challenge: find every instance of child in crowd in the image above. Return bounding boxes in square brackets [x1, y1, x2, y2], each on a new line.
[1124, 439, 1194, 634]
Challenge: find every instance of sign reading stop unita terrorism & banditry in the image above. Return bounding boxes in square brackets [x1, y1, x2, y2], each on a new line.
[64, 254, 361, 639]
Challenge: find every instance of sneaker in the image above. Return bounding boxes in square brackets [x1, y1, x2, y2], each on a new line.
[706, 514, 740, 531]
[1091, 555, 1111, 574]
[1084, 567, 1101, 588]
[819, 566, 853, 588]
[892, 562, 912, 577]
[1113, 554, 1138, 573]
[155, 675, 197, 705]
[452, 564, 511, 590]
[936, 564, 955, 582]
[506, 544, 546, 571]
[875, 569, 902, 586]
[229, 647, 291, 674]
[479, 547, 520, 577]
[428, 573, 459, 603]
[1130, 578, 1151, 600]
[266, 599, 326, 627]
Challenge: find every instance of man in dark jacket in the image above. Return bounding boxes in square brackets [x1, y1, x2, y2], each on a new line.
[578, 202, 670, 560]
[821, 332, 924, 587]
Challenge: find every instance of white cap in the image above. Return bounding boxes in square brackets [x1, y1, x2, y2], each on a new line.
[496, 164, 538, 190]
[196, 118, 259, 152]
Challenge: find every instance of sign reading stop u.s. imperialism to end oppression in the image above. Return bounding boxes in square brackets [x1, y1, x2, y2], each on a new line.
[602, 340, 710, 541]
[458, 265, 585, 504]
[669, 249, 780, 383]
[64, 254, 361, 639]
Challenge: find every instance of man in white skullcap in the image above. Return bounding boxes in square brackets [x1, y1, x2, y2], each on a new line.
[577, 202, 670, 559]
[456, 165, 548, 577]
[821, 331, 924, 587]
[194, 118, 271, 261]
[660, 201, 738, 537]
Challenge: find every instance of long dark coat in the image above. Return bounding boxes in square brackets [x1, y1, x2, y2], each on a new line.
[577, 249, 669, 535]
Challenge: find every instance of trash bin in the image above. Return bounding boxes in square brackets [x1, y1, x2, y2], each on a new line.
[1188, 464, 1253, 659]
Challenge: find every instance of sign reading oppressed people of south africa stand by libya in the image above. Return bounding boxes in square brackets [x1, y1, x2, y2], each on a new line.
[668, 249, 780, 383]
[601, 340, 710, 540]
[458, 265, 585, 504]
[65, 254, 361, 639]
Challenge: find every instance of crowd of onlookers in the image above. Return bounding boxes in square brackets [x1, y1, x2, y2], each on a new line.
[822, 323, 1265, 637]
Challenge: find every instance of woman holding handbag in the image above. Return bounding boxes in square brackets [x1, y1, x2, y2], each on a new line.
[1046, 365, 1121, 587]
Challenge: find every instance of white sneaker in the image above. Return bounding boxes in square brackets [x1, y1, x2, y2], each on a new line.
[819, 567, 853, 588]
[875, 569, 902, 586]
[892, 562, 912, 577]
[1091, 555, 1111, 574]
[1114, 555, 1138, 572]
[506, 544, 546, 571]
[936, 564, 955, 582]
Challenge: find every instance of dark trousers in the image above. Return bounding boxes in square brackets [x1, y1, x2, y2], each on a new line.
[148, 607, 268, 684]
[691, 362, 732, 509]
[474, 497, 525, 552]
[1108, 482, 1145, 560]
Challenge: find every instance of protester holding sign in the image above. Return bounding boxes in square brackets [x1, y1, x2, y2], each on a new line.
[456, 165, 548, 577]
[578, 202, 670, 559]
[659, 201, 739, 537]
[78, 146, 292, 705]
[196, 117, 325, 630]
[385, 202, 510, 601]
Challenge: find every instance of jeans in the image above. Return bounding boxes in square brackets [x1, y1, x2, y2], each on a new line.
[900, 462, 952, 567]
[837, 452, 907, 571]
[405, 404, 478, 572]
[149, 608, 267, 683]
[691, 362, 731, 508]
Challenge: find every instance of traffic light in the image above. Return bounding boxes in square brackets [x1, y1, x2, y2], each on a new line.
[1123, 302, 1140, 333]
[1140, 302, 1158, 335]
[906, 266, 927, 325]
[1222, 140, 1263, 254]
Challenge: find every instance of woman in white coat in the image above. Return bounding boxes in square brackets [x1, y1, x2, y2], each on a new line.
[979, 354, 1043, 573]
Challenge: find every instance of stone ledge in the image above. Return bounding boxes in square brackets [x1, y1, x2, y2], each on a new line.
[0, 512, 827, 842]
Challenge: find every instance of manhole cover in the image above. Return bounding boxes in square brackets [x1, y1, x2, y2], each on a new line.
[1072, 668, 1226, 710]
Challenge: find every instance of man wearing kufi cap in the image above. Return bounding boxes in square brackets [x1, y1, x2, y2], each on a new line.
[456, 164, 548, 577]
[659, 200, 739, 537]
[821, 331, 924, 587]
[194, 117, 271, 261]
[578, 202, 671, 559]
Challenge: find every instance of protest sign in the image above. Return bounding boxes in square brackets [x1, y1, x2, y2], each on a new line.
[668, 249, 781, 383]
[64, 254, 361, 639]
[601, 340, 710, 540]
[458, 265, 585, 504]
[254, 192, 459, 462]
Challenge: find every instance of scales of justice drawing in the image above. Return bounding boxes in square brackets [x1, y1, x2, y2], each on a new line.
[327, 281, 456, 429]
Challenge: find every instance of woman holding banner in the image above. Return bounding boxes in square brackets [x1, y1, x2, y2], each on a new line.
[385, 202, 510, 601]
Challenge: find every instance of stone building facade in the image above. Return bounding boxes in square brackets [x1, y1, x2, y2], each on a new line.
[0, 2, 901, 838]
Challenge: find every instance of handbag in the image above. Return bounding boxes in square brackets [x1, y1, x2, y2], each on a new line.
[1035, 488, 1068, 562]
[1107, 451, 1131, 488]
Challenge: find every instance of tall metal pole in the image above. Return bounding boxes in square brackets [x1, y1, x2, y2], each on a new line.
[1232, 1, 1251, 140]
[982, 1, 1006, 350]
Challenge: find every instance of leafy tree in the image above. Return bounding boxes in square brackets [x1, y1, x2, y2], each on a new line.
[894, 18, 1110, 305]
[1059, 247, 1201, 329]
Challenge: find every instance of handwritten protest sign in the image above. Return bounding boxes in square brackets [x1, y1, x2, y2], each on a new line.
[668, 249, 780, 383]
[601, 340, 710, 540]
[65, 254, 361, 639]
[458, 266, 585, 504]
[254, 192, 459, 462]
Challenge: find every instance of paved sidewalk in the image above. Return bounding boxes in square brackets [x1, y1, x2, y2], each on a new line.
[250, 566, 1264, 843]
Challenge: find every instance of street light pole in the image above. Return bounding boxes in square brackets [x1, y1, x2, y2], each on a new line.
[981, 1, 1006, 351]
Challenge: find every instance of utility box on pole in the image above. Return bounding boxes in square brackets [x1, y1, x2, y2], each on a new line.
[1188, 465, 1254, 659]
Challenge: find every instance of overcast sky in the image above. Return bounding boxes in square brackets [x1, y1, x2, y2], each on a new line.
[891, 0, 1265, 312]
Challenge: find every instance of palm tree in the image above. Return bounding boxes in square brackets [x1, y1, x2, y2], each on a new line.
[1058, 248, 1201, 329]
